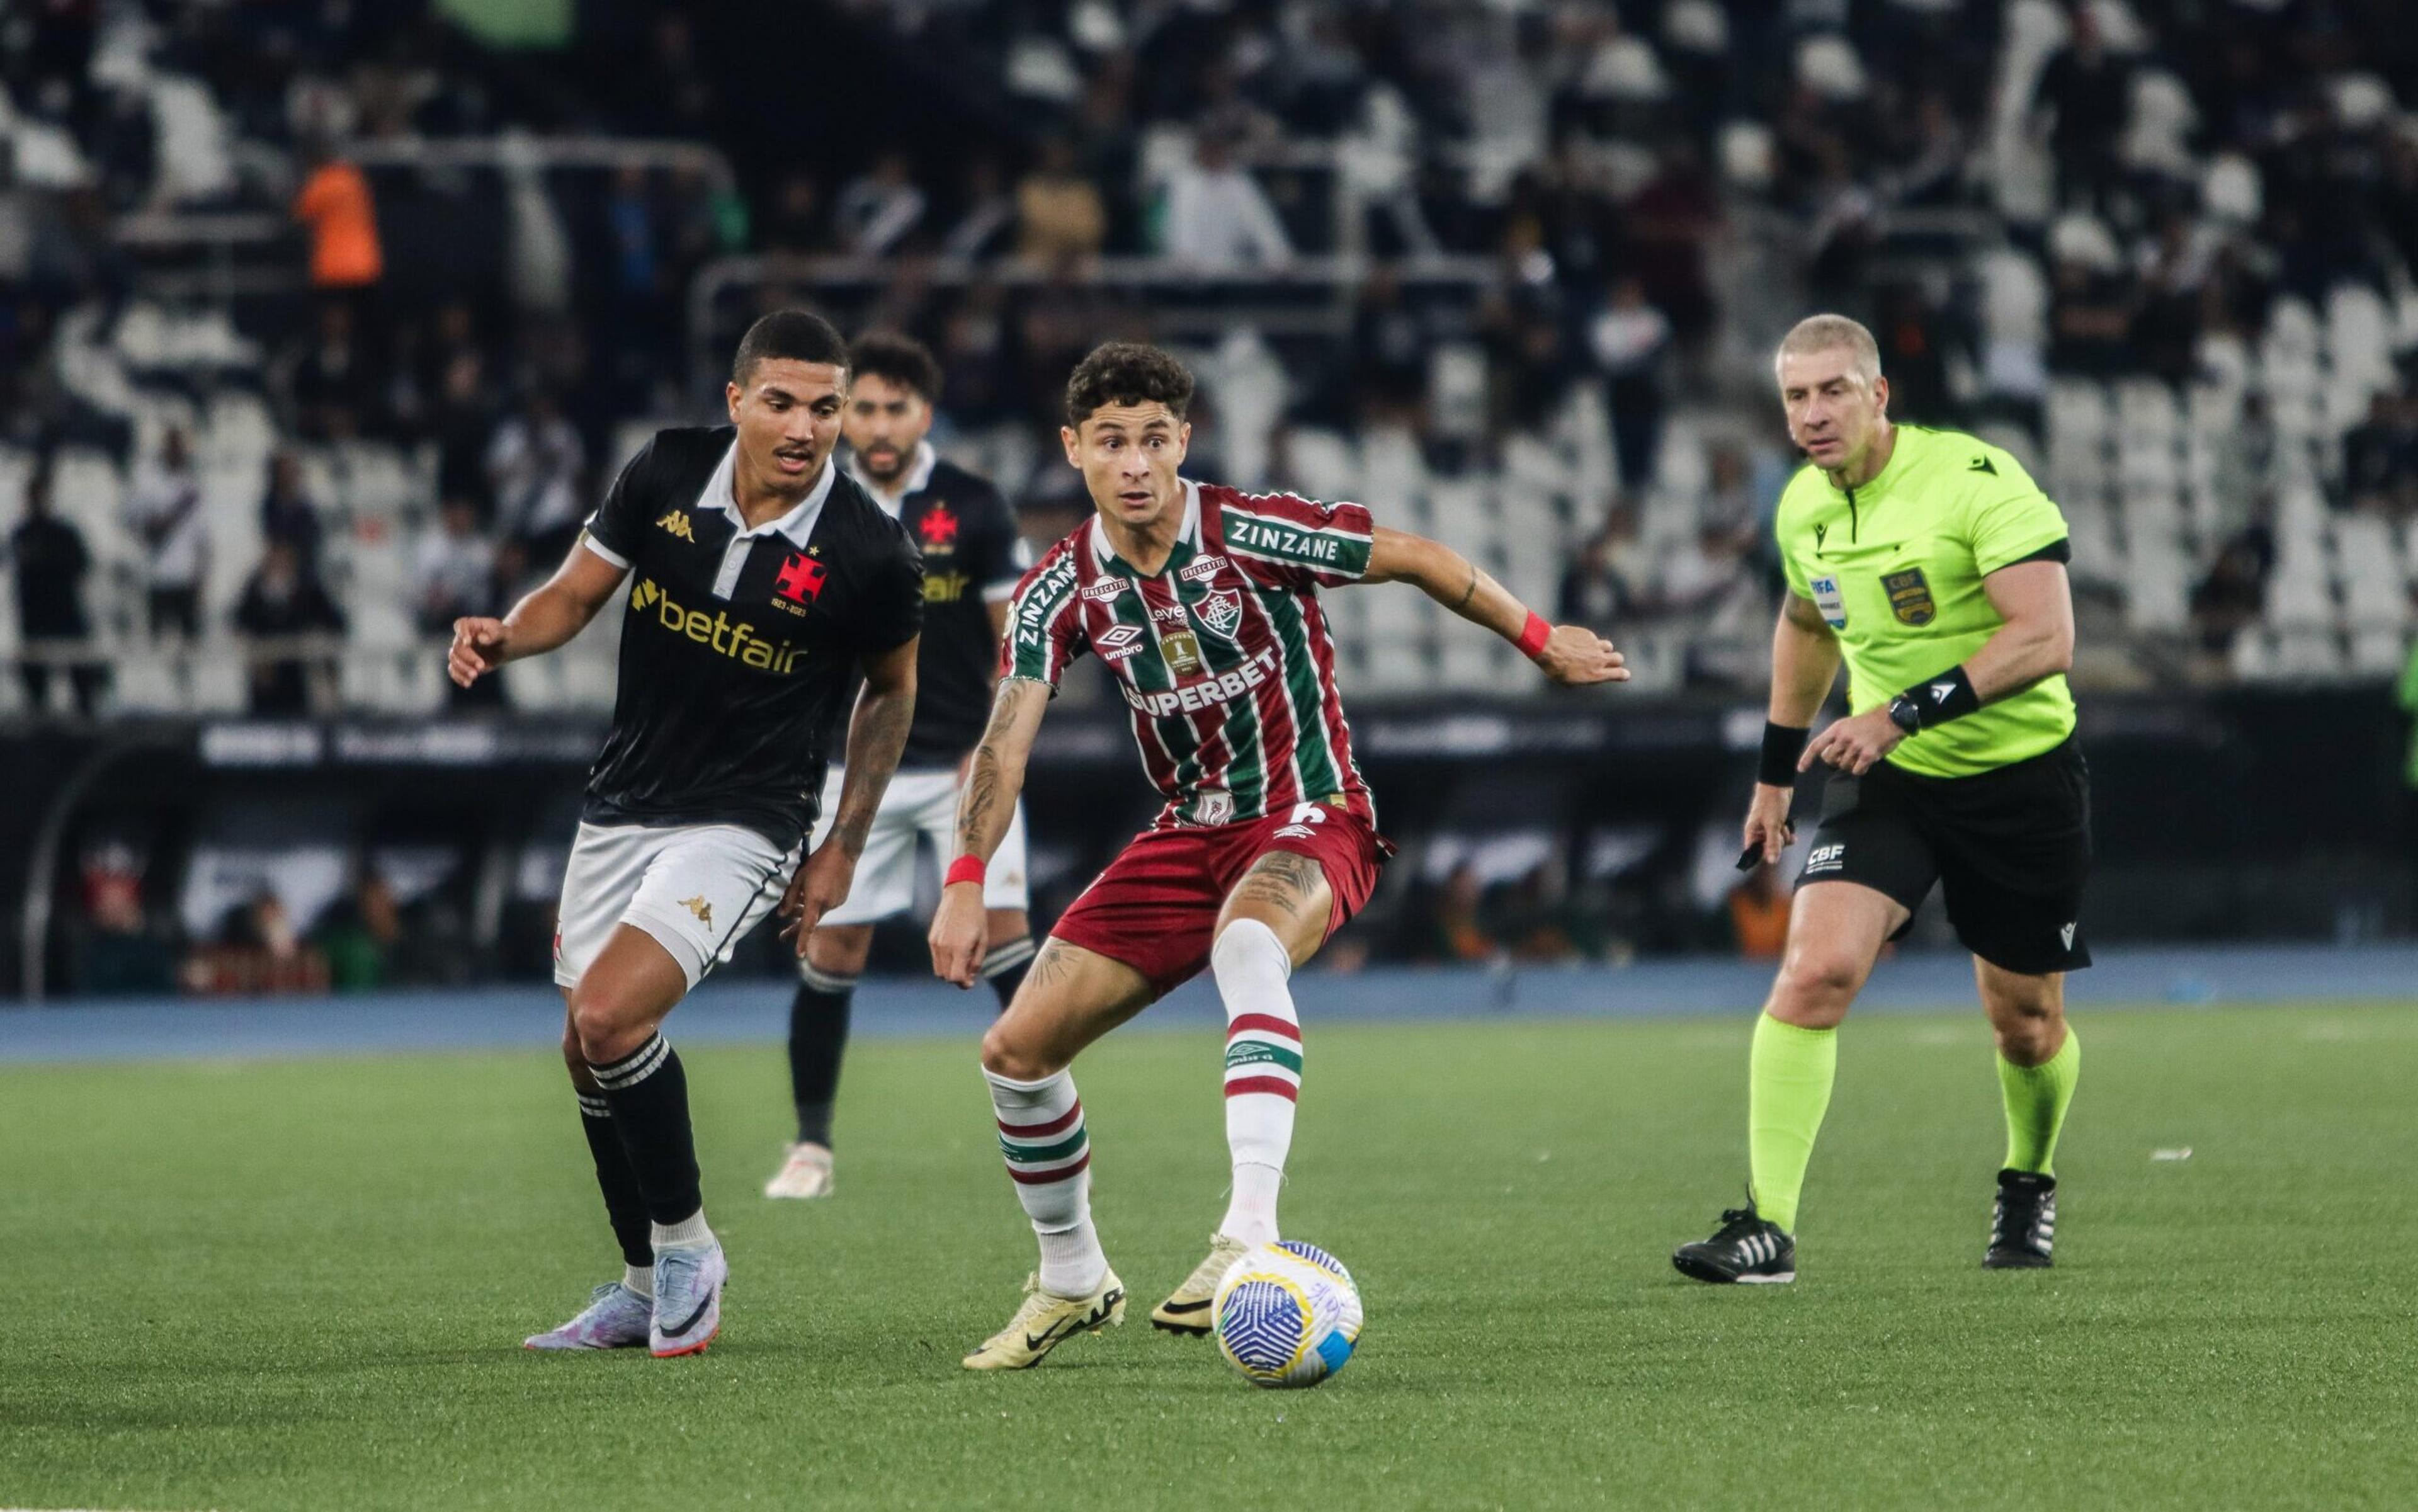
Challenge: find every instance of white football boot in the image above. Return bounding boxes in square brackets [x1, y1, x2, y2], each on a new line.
[763, 1142, 835, 1200]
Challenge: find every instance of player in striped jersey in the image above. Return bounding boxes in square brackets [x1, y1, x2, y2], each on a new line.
[932, 343, 1628, 1369]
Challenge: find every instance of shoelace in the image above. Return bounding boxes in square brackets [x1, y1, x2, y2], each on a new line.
[1992, 1191, 2048, 1244]
[1713, 1207, 1764, 1243]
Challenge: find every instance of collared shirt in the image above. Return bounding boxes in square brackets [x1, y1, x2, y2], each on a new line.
[576, 426, 923, 848]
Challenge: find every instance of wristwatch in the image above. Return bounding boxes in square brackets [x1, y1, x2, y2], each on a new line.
[1885, 695, 1924, 735]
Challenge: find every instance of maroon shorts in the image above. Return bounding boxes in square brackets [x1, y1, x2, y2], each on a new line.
[1048, 804, 1391, 999]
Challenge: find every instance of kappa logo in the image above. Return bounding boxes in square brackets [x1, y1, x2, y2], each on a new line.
[1094, 623, 1147, 661]
[656, 509, 695, 542]
[1178, 554, 1231, 583]
[2060, 921, 2077, 949]
[679, 895, 714, 928]
[1805, 843, 1846, 875]
[1194, 587, 1244, 639]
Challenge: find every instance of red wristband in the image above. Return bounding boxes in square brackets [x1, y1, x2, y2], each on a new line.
[945, 855, 987, 888]
[1514, 611, 1552, 661]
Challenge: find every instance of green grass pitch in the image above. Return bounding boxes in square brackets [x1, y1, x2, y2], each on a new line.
[4, 1002, 2413, 1511]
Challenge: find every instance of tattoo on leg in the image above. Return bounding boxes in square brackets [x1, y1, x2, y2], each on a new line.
[1230, 851, 1325, 921]
[1024, 940, 1076, 991]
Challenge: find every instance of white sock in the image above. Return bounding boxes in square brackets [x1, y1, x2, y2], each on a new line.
[650, 1209, 713, 1251]
[1213, 918, 1300, 1248]
[985, 1066, 1105, 1297]
[622, 1263, 654, 1299]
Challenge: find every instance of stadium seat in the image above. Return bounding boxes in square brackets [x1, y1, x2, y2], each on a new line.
[1285, 428, 1358, 504]
[2349, 627, 2411, 677]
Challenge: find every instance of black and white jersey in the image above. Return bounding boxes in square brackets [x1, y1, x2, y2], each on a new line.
[578, 426, 922, 850]
[848, 441, 1028, 769]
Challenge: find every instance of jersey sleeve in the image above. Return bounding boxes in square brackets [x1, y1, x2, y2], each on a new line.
[580, 436, 657, 570]
[1214, 488, 1375, 591]
[999, 538, 1087, 689]
[1965, 450, 2071, 577]
[853, 527, 926, 655]
[968, 484, 1033, 603]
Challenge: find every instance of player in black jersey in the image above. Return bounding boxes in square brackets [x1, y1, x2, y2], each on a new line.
[766, 331, 1038, 1200]
[446, 310, 923, 1356]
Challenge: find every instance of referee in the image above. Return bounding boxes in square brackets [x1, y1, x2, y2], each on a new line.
[1672, 314, 2087, 1284]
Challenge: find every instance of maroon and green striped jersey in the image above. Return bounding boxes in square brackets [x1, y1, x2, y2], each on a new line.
[1002, 480, 1376, 829]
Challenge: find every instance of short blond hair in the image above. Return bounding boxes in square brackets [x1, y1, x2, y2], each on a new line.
[1774, 314, 1882, 385]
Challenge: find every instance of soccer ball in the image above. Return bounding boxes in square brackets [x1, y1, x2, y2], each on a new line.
[1211, 1239, 1364, 1389]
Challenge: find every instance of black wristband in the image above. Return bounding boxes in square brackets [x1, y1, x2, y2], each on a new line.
[1895, 664, 1981, 730]
[1758, 721, 1809, 787]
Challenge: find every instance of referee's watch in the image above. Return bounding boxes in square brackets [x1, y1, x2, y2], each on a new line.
[1885, 695, 1925, 736]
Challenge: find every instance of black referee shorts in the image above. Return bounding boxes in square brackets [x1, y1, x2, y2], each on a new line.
[1795, 736, 2092, 975]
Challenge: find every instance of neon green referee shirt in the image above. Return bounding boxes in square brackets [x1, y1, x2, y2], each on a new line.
[1775, 424, 2075, 780]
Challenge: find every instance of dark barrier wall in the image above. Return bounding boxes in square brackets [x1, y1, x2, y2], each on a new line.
[4, 690, 2411, 997]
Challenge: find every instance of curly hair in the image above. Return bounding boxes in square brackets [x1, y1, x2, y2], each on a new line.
[1064, 341, 1195, 427]
[848, 330, 941, 402]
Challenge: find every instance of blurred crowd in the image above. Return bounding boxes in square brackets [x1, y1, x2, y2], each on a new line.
[0, 0, 2413, 723]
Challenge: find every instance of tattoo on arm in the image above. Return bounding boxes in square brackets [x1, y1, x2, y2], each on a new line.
[955, 679, 1045, 857]
[1455, 563, 1479, 611]
[833, 678, 915, 858]
[1229, 851, 1327, 922]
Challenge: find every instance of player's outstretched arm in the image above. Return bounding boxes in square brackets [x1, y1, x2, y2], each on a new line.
[929, 676, 1049, 987]
[445, 537, 625, 688]
[1358, 526, 1629, 686]
[780, 637, 919, 952]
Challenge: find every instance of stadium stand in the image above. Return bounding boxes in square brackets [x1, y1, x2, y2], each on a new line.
[1, 0, 2415, 717]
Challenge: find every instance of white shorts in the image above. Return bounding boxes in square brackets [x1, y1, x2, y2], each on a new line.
[807, 766, 1030, 928]
[553, 821, 801, 992]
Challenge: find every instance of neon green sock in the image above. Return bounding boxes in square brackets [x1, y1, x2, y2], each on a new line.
[1748, 1013, 1837, 1233]
[1998, 1028, 2080, 1175]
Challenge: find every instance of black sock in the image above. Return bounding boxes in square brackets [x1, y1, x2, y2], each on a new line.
[577, 1092, 655, 1268]
[588, 1035, 702, 1227]
[984, 936, 1036, 1013]
[788, 967, 855, 1146]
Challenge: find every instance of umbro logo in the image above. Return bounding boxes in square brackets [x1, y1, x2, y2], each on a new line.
[656, 509, 696, 541]
[1970, 456, 1998, 475]
[1095, 623, 1147, 661]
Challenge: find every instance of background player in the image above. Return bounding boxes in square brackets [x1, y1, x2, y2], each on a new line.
[1672, 314, 2087, 1285]
[928, 342, 1626, 1369]
[766, 332, 1036, 1200]
[446, 310, 924, 1354]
